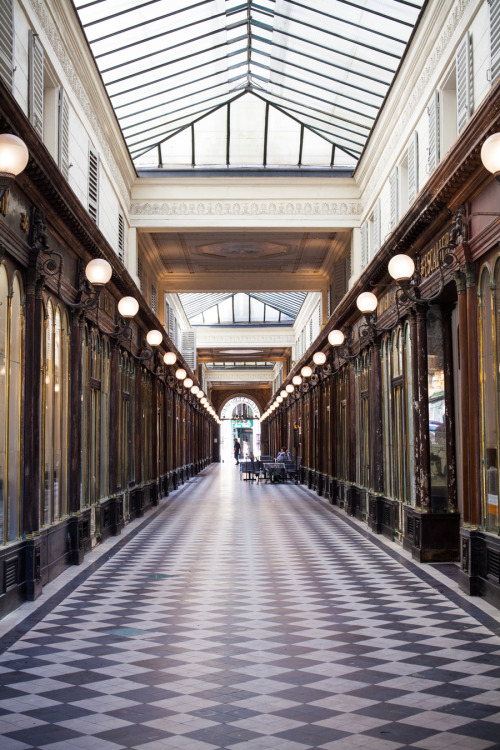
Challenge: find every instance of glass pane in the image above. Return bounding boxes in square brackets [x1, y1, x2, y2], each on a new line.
[8, 277, 22, 541]
[44, 302, 54, 525]
[482, 271, 498, 532]
[233, 293, 249, 323]
[427, 305, 448, 512]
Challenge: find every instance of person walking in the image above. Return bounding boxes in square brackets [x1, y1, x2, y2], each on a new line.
[233, 438, 241, 465]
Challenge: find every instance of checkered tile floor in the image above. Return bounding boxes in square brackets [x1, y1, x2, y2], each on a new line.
[1, 465, 500, 750]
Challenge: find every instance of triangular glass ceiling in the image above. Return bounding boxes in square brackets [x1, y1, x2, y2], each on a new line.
[74, 0, 424, 169]
[179, 292, 306, 324]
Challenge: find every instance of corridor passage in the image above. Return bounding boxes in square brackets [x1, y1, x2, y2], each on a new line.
[1, 466, 500, 750]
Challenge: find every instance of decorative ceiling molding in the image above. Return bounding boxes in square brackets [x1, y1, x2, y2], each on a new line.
[206, 370, 274, 383]
[196, 329, 295, 346]
[130, 200, 362, 218]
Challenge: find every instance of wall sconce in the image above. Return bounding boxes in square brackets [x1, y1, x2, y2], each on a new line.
[176, 368, 187, 380]
[356, 291, 394, 335]
[0, 134, 29, 200]
[285, 384, 294, 394]
[328, 327, 357, 361]
[191, 384, 199, 395]
[388, 249, 457, 304]
[280, 389, 287, 398]
[184, 377, 193, 389]
[277, 395, 283, 403]
[197, 390, 204, 399]
[146, 329, 163, 347]
[96, 292, 139, 339]
[312, 351, 326, 366]
[292, 375, 302, 386]
[301, 365, 312, 378]
[481, 132, 500, 180]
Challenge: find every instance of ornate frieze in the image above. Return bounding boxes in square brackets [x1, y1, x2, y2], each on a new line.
[130, 201, 362, 218]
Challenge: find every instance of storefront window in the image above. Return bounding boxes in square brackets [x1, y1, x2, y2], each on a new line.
[355, 352, 370, 489]
[427, 305, 448, 512]
[479, 267, 498, 532]
[0, 267, 23, 543]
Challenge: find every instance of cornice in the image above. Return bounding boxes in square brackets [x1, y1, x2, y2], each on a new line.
[195, 328, 295, 346]
[205, 370, 274, 383]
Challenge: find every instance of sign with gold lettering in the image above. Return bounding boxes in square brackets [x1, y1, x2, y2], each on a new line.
[419, 230, 451, 279]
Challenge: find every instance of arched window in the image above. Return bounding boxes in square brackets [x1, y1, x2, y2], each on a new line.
[118, 352, 135, 490]
[0, 267, 24, 543]
[479, 266, 498, 533]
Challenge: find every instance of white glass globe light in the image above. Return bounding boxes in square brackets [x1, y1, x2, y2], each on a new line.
[183, 377, 193, 388]
[163, 352, 176, 365]
[175, 368, 187, 380]
[280, 390, 287, 398]
[301, 365, 312, 378]
[286, 384, 294, 393]
[313, 351, 327, 366]
[201, 397, 207, 404]
[277, 395, 283, 403]
[481, 132, 500, 174]
[85, 258, 112, 286]
[146, 329, 163, 347]
[0, 134, 29, 177]
[388, 254, 415, 282]
[356, 291, 378, 314]
[292, 375, 302, 386]
[197, 390, 204, 399]
[191, 385, 199, 395]
[118, 296, 139, 318]
[328, 329, 345, 347]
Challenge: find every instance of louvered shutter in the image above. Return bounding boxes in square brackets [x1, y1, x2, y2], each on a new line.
[490, 0, 500, 84]
[0, 0, 14, 89]
[58, 88, 70, 178]
[151, 284, 157, 315]
[181, 331, 196, 371]
[360, 222, 368, 269]
[389, 169, 398, 229]
[408, 131, 418, 203]
[373, 200, 381, 254]
[457, 31, 473, 133]
[29, 31, 44, 138]
[88, 146, 99, 223]
[118, 213, 125, 262]
[168, 307, 176, 346]
[332, 257, 348, 310]
[427, 90, 440, 173]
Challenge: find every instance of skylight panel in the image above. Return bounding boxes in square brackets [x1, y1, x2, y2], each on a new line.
[74, 0, 425, 169]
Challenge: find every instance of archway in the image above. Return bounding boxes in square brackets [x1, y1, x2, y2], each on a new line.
[220, 396, 262, 462]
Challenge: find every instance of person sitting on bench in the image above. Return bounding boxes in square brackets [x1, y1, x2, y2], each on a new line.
[276, 447, 292, 461]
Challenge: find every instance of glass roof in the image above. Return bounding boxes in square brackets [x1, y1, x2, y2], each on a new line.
[179, 291, 306, 324]
[74, 0, 424, 169]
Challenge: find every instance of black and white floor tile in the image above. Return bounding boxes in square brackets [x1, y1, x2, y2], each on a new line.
[1, 465, 500, 749]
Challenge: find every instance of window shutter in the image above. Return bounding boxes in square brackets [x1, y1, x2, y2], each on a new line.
[137, 255, 143, 290]
[457, 31, 473, 133]
[389, 169, 398, 229]
[168, 307, 176, 346]
[181, 331, 196, 372]
[490, 0, 500, 84]
[88, 146, 99, 223]
[0, 0, 14, 89]
[373, 199, 381, 254]
[151, 284, 157, 315]
[408, 131, 418, 203]
[332, 257, 348, 310]
[118, 213, 125, 263]
[29, 31, 44, 138]
[360, 221, 368, 269]
[427, 90, 440, 173]
[58, 88, 70, 178]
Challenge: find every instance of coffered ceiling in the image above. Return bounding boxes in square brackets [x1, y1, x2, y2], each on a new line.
[141, 229, 349, 290]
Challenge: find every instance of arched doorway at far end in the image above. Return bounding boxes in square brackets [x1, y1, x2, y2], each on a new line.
[220, 396, 261, 462]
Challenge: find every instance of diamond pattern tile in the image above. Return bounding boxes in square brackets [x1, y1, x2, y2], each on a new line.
[1, 465, 500, 749]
